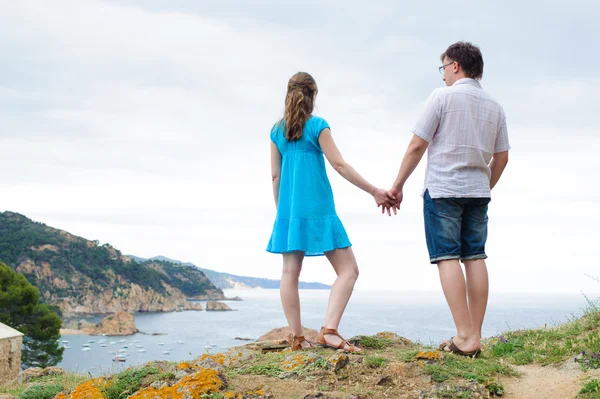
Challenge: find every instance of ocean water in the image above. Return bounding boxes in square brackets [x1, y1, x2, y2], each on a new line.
[57, 289, 596, 375]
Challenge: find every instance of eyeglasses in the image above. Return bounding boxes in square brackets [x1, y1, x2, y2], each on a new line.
[438, 60, 456, 75]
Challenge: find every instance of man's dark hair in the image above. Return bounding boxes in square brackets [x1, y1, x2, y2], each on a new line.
[441, 41, 484, 80]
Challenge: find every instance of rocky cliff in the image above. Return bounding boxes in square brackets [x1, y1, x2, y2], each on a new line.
[0, 212, 224, 316]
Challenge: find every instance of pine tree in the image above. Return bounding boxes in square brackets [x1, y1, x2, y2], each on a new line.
[0, 262, 63, 368]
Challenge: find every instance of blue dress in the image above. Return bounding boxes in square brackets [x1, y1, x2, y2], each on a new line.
[266, 116, 352, 256]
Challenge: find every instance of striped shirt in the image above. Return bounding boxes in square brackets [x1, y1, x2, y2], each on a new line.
[411, 78, 510, 198]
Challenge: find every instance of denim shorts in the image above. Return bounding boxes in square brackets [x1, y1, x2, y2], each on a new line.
[423, 189, 491, 264]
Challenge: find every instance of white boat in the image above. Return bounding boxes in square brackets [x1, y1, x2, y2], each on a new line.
[82, 348, 91, 351]
[82, 344, 91, 347]
[87, 340, 96, 343]
[63, 345, 72, 349]
[100, 344, 107, 347]
[110, 342, 117, 345]
[158, 343, 165, 346]
[117, 339, 126, 343]
[161, 351, 171, 355]
[113, 356, 127, 362]
[108, 351, 116, 354]
[137, 349, 146, 353]
[135, 345, 144, 348]
[121, 345, 129, 349]
[177, 340, 184, 344]
[61, 340, 70, 344]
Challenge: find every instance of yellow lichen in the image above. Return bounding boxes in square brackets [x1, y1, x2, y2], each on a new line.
[55, 378, 107, 399]
[415, 351, 442, 360]
[177, 362, 202, 371]
[129, 368, 222, 399]
[376, 332, 397, 339]
[198, 353, 227, 365]
[281, 354, 318, 371]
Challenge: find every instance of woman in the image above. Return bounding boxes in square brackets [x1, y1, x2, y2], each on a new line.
[267, 72, 394, 352]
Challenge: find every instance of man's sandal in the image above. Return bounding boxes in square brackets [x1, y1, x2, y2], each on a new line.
[442, 338, 480, 358]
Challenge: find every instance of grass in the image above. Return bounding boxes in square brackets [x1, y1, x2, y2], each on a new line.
[364, 355, 387, 368]
[484, 304, 600, 366]
[579, 378, 600, 398]
[101, 365, 162, 399]
[19, 385, 64, 399]
[0, 373, 90, 398]
[356, 335, 395, 349]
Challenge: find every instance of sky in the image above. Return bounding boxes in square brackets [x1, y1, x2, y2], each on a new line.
[1, 0, 599, 294]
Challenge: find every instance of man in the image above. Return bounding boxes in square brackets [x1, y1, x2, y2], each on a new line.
[387, 41, 510, 355]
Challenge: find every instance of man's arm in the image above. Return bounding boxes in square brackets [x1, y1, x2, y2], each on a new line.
[392, 134, 429, 190]
[489, 151, 509, 190]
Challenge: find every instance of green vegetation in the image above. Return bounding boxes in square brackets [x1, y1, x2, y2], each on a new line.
[19, 385, 64, 399]
[0, 372, 88, 397]
[101, 366, 162, 399]
[355, 335, 395, 349]
[579, 378, 600, 398]
[364, 355, 387, 368]
[0, 262, 63, 368]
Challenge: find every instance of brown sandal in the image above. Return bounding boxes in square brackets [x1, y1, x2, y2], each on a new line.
[438, 336, 454, 350]
[316, 327, 360, 353]
[443, 338, 480, 358]
[290, 335, 313, 351]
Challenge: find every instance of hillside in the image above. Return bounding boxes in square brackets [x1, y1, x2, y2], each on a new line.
[0, 212, 224, 316]
[131, 255, 332, 290]
[3, 306, 600, 398]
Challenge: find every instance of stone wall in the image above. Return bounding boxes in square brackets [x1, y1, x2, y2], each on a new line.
[0, 335, 22, 383]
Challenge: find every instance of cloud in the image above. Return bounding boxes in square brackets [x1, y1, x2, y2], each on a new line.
[0, 0, 598, 293]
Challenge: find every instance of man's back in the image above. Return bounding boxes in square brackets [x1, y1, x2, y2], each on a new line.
[412, 78, 510, 198]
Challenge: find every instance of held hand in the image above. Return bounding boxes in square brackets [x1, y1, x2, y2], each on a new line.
[373, 188, 398, 216]
[373, 187, 394, 206]
[384, 187, 403, 214]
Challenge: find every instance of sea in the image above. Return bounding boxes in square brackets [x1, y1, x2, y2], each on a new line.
[57, 288, 597, 375]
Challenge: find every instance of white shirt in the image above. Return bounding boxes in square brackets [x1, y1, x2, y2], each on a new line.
[411, 78, 510, 198]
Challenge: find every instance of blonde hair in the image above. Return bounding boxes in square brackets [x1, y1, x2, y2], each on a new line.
[281, 72, 317, 141]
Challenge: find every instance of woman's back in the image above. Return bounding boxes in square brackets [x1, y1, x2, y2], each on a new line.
[268, 115, 349, 256]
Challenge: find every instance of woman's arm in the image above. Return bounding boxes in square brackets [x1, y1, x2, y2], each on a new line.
[270, 142, 282, 208]
[319, 128, 393, 207]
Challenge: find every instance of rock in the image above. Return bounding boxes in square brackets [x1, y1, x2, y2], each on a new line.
[258, 326, 319, 342]
[228, 296, 244, 301]
[206, 301, 232, 311]
[174, 369, 188, 379]
[183, 302, 203, 311]
[196, 357, 223, 370]
[303, 394, 325, 399]
[377, 375, 393, 386]
[224, 348, 255, 367]
[326, 353, 350, 372]
[90, 311, 138, 336]
[62, 320, 79, 330]
[420, 382, 490, 399]
[19, 366, 65, 383]
[281, 352, 323, 372]
[0, 394, 16, 399]
[79, 320, 96, 330]
[149, 381, 170, 389]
